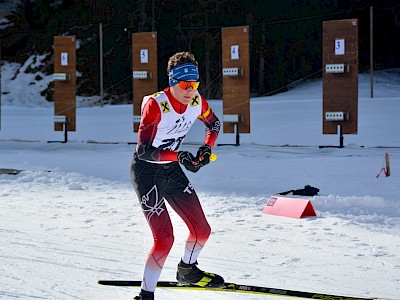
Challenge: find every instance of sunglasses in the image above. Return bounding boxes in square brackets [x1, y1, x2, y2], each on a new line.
[177, 81, 200, 91]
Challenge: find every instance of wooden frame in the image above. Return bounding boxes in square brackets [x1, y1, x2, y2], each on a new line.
[221, 26, 250, 134]
[322, 19, 358, 135]
[132, 32, 158, 132]
[53, 36, 76, 131]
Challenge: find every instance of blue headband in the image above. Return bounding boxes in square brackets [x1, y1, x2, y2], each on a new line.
[168, 63, 199, 87]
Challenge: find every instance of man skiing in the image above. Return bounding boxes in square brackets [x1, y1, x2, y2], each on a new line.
[130, 51, 223, 300]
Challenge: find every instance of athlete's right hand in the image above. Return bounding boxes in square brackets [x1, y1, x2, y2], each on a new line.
[178, 151, 201, 173]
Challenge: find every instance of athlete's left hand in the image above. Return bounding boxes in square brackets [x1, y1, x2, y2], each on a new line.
[196, 144, 212, 166]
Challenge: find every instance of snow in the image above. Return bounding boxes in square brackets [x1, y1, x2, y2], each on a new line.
[1, 60, 400, 300]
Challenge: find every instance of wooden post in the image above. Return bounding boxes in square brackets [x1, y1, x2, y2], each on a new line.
[0, 39, 2, 131]
[132, 32, 158, 132]
[370, 6, 374, 99]
[221, 26, 250, 135]
[322, 19, 358, 137]
[53, 36, 76, 132]
[99, 22, 104, 106]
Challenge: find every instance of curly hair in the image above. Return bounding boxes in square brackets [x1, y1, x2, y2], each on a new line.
[167, 52, 198, 74]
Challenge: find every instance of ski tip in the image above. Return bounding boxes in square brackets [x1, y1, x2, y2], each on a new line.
[98, 280, 141, 287]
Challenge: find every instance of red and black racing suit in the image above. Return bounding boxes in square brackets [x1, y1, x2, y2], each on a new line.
[130, 87, 220, 292]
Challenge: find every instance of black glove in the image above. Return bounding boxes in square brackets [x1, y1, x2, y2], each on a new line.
[196, 144, 212, 166]
[178, 151, 201, 173]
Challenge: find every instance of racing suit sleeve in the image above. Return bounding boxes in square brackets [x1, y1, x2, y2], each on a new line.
[197, 96, 220, 148]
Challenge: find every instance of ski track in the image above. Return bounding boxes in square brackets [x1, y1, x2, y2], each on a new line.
[1, 168, 400, 299]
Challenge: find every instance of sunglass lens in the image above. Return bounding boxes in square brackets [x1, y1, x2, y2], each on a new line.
[179, 81, 199, 90]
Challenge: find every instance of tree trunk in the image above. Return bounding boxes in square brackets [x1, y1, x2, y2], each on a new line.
[204, 10, 211, 99]
[258, 21, 266, 95]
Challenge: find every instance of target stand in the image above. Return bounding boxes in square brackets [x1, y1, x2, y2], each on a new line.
[217, 114, 242, 146]
[49, 36, 76, 143]
[48, 115, 69, 143]
[320, 19, 359, 149]
[219, 26, 250, 147]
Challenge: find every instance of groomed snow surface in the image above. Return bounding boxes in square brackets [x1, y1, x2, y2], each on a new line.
[1, 62, 399, 299]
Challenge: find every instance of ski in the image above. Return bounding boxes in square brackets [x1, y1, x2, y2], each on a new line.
[97, 280, 381, 300]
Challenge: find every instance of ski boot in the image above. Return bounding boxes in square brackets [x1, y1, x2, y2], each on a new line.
[176, 260, 224, 288]
[133, 289, 154, 300]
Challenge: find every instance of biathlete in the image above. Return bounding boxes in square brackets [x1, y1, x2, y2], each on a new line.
[130, 51, 223, 300]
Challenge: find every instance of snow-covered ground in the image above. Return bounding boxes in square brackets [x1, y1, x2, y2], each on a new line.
[1, 61, 399, 300]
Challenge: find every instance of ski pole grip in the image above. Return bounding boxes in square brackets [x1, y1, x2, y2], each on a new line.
[210, 153, 217, 161]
